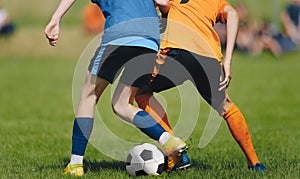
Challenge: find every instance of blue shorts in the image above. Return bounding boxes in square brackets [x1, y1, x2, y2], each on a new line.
[88, 45, 157, 88]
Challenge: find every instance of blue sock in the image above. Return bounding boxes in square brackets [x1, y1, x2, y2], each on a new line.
[71, 118, 94, 156]
[133, 111, 166, 140]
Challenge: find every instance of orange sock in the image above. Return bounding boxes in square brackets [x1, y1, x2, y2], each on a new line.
[135, 94, 174, 135]
[222, 104, 259, 166]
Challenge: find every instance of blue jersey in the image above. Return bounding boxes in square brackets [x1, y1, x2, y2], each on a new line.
[91, 0, 160, 51]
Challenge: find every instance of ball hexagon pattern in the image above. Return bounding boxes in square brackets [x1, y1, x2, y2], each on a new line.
[126, 143, 165, 176]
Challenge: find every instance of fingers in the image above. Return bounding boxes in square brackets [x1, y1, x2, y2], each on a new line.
[48, 33, 59, 46]
[44, 32, 57, 46]
[219, 81, 227, 91]
[44, 22, 59, 46]
[219, 76, 231, 91]
[46, 36, 58, 46]
[49, 39, 58, 46]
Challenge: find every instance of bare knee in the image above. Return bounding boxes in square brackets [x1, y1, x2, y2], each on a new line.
[111, 99, 120, 115]
[112, 96, 128, 115]
[112, 98, 135, 123]
[217, 93, 234, 116]
[80, 82, 99, 104]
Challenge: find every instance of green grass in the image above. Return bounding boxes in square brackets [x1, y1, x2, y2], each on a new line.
[0, 45, 300, 179]
[1, 0, 300, 178]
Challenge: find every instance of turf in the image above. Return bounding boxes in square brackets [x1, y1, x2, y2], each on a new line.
[1, 38, 300, 179]
[1, 0, 300, 178]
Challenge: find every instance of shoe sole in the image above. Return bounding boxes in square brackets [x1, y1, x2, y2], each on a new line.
[177, 145, 188, 156]
[167, 145, 189, 171]
[176, 163, 191, 170]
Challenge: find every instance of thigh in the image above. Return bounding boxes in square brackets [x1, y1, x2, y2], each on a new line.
[89, 45, 156, 86]
[141, 48, 226, 110]
[120, 47, 157, 88]
[88, 44, 119, 83]
[146, 49, 189, 93]
[76, 71, 110, 118]
[112, 82, 140, 122]
[173, 50, 226, 110]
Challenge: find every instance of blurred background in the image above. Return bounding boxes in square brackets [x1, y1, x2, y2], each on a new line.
[0, 0, 96, 59]
[0, 0, 299, 178]
[0, 0, 298, 59]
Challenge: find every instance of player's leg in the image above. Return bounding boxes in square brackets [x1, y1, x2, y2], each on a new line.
[209, 58, 265, 170]
[111, 51, 188, 171]
[65, 72, 109, 176]
[65, 45, 112, 176]
[221, 94, 266, 171]
[134, 48, 189, 135]
[176, 50, 265, 171]
[135, 93, 173, 135]
[137, 49, 196, 170]
[187, 51, 265, 171]
[135, 92, 191, 170]
[112, 82, 187, 171]
[134, 49, 174, 135]
[76, 72, 109, 118]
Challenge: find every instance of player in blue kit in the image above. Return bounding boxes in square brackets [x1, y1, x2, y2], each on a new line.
[45, 0, 187, 176]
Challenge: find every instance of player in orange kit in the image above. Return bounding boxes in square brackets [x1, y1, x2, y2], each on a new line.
[82, 3, 105, 34]
[135, 0, 266, 171]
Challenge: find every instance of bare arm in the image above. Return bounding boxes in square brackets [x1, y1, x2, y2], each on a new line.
[281, 11, 300, 43]
[44, 0, 76, 46]
[219, 5, 239, 91]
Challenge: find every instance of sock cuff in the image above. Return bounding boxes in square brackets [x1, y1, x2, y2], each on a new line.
[133, 111, 157, 128]
[133, 110, 165, 140]
[75, 117, 94, 120]
[222, 103, 239, 119]
[73, 118, 94, 138]
[71, 118, 94, 156]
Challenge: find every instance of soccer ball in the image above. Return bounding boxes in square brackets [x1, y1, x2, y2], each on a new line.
[125, 143, 165, 176]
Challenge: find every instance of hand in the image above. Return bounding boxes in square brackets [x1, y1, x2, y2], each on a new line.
[154, 0, 170, 14]
[154, 0, 169, 6]
[44, 20, 60, 47]
[219, 62, 232, 91]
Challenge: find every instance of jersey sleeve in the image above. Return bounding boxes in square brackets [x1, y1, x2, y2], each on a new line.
[216, 0, 231, 24]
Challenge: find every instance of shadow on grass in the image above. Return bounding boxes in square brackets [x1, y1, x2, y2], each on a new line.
[35, 157, 124, 173]
[190, 159, 243, 171]
[84, 159, 125, 172]
[36, 157, 217, 174]
[190, 159, 213, 170]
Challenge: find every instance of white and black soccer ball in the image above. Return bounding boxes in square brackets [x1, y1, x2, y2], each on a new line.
[125, 143, 165, 176]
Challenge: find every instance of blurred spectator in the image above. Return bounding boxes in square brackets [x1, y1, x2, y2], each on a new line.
[82, 3, 105, 34]
[257, 0, 300, 56]
[215, 2, 260, 53]
[0, 6, 15, 36]
[284, 0, 300, 42]
[234, 2, 258, 53]
[215, 0, 300, 56]
[214, 23, 227, 50]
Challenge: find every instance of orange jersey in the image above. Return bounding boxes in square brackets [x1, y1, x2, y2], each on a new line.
[160, 0, 230, 61]
[83, 3, 105, 34]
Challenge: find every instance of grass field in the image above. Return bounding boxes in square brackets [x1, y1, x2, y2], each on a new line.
[1, 0, 300, 178]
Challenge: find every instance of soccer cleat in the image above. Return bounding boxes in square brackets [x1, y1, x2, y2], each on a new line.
[248, 162, 266, 171]
[173, 152, 191, 170]
[162, 136, 188, 171]
[64, 163, 84, 177]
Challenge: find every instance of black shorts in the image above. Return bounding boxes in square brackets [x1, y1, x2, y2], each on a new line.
[138, 48, 226, 109]
[88, 45, 157, 88]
